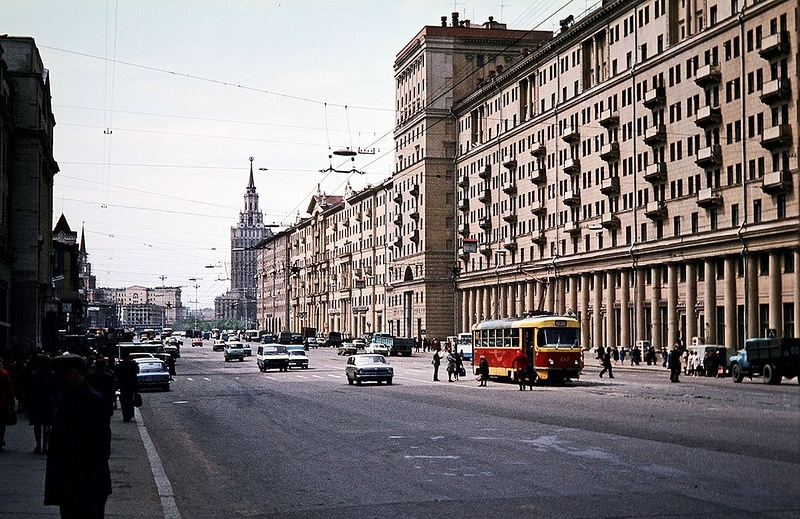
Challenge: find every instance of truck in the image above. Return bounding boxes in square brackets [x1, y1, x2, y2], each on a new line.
[371, 332, 414, 357]
[729, 337, 800, 385]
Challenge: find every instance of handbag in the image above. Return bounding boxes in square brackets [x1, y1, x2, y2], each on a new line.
[133, 392, 143, 408]
[6, 406, 17, 426]
[459, 367, 466, 377]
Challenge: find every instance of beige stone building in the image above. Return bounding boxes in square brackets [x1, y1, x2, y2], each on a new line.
[453, 0, 798, 351]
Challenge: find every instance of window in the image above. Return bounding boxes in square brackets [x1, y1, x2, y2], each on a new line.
[753, 199, 762, 223]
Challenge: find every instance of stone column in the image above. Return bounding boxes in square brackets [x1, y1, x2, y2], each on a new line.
[667, 264, 678, 347]
[724, 257, 737, 348]
[594, 272, 604, 352]
[704, 259, 716, 344]
[606, 271, 616, 349]
[581, 273, 591, 351]
[620, 269, 631, 349]
[569, 275, 579, 316]
[746, 254, 759, 338]
[686, 262, 698, 343]
[635, 267, 646, 345]
[651, 267, 662, 350]
[517, 282, 525, 317]
[795, 250, 800, 338]
[769, 252, 782, 334]
[526, 280, 535, 313]
[546, 277, 555, 313]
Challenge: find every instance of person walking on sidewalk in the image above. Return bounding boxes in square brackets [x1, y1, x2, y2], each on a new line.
[26, 354, 57, 454]
[511, 351, 528, 390]
[45, 353, 111, 519]
[431, 349, 441, 381]
[115, 354, 138, 422]
[599, 350, 614, 379]
[0, 358, 15, 451]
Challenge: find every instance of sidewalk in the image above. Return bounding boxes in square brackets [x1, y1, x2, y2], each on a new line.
[1, 407, 164, 518]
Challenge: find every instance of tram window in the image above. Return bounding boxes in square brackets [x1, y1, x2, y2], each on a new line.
[537, 327, 580, 348]
[511, 335, 519, 349]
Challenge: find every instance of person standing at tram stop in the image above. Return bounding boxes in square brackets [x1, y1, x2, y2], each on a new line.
[668, 343, 682, 383]
[511, 350, 528, 390]
[432, 348, 441, 382]
[478, 355, 490, 386]
[599, 349, 614, 379]
[115, 354, 138, 422]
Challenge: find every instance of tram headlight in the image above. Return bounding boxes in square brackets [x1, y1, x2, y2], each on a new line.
[548, 358, 554, 365]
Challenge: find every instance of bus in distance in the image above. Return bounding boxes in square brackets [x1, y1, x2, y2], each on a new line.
[457, 332, 473, 361]
[472, 313, 582, 384]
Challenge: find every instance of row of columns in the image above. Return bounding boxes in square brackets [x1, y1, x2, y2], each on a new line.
[459, 251, 800, 349]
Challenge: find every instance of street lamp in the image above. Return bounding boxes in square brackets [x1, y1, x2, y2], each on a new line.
[188, 277, 200, 333]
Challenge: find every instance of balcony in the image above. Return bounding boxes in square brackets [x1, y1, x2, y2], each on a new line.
[643, 162, 667, 183]
[409, 210, 420, 221]
[458, 173, 470, 188]
[563, 157, 581, 175]
[478, 188, 491, 203]
[393, 192, 402, 204]
[458, 247, 471, 260]
[601, 213, 620, 229]
[502, 181, 517, 195]
[696, 188, 723, 208]
[694, 64, 721, 87]
[564, 221, 581, 235]
[759, 30, 790, 59]
[599, 108, 619, 128]
[478, 216, 491, 230]
[529, 166, 547, 185]
[530, 202, 546, 215]
[761, 169, 792, 194]
[530, 141, 546, 157]
[643, 86, 666, 108]
[563, 189, 580, 206]
[599, 142, 619, 161]
[760, 125, 792, 150]
[409, 229, 419, 243]
[479, 243, 492, 256]
[503, 238, 518, 252]
[342, 218, 351, 227]
[392, 214, 402, 226]
[457, 199, 469, 212]
[643, 124, 666, 146]
[760, 77, 791, 105]
[531, 231, 547, 245]
[600, 176, 620, 196]
[393, 238, 402, 249]
[694, 105, 722, 128]
[561, 124, 580, 143]
[503, 213, 517, 224]
[503, 157, 517, 170]
[458, 223, 470, 236]
[409, 184, 420, 197]
[479, 164, 491, 179]
[644, 200, 667, 220]
[695, 145, 722, 168]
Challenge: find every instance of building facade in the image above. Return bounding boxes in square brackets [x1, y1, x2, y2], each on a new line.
[452, 0, 798, 351]
[0, 36, 59, 358]
[217, 158, 272, 327]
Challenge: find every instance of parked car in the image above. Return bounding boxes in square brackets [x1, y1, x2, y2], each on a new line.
[304, 336, 318, 349]
[164, 337, 181, 358]
[242, 343, 252, 356]
[352, 339, 367, 350]
[134, 358, 171, 391]
[257, 345, 290, 372]
[224, 341, 246, 362]
[337, 342, 358, 356]
[260, 334, 276, 344]
[316, 335, 327, 347]
[345, 354, 393, 385]
[288, 349, 309, 369]
[212, 340, 226, 352]
[365, 342, 389, 356]
[191, 337, 203, 347]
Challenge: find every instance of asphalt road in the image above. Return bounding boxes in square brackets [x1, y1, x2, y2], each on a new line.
[137, 342, 800, 519]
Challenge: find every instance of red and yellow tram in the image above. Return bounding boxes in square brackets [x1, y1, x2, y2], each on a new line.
[472, 313, 583, 383]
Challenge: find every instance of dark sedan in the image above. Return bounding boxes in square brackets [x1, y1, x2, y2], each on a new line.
[345, 354, 393, 385]
[134, 358, 171, 391]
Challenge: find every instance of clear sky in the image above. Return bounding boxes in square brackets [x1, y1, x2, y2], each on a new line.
[2, 0, 584, 308]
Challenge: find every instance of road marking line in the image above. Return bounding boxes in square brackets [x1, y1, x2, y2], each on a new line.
[135, 408, 181, 519]
[327, 374, 341, 378]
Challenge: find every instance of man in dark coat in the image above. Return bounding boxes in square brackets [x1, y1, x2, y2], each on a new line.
[115, 355, 138, 422]
[478, 355, 490, 386]
[668, 343, 682, 382]
[45, 353, 111, 519]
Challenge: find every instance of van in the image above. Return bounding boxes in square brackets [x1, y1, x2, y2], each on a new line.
[327, 331, 343, 349]
[457, 332, 473, 361]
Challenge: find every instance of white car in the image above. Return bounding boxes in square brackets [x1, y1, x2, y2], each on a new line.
[365, 342, 389, 356]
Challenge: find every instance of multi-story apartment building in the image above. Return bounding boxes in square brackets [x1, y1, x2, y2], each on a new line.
[0, 36, 60, 357]
[451, 0, 798, 351]
[255, 230, 291, 334]
[91, 285, 184, 331]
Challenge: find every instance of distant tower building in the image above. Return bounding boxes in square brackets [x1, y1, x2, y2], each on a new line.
[216, 158, 272, 326]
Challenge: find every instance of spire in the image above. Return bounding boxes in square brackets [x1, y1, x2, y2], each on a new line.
[80, 223, 86, 253]
[248, 156, 255, 189]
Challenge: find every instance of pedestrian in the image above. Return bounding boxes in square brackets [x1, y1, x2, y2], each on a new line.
[661, 348, 669, 368]
[526, 363, 536, 389]
[85, 358, 117, 416]
[165, 354, 176, 378]
[115, 354, 138, 422]
[612, 347, 620, 365]
[511, 350, 528, 390]
[668, 343, 682, 382]
[478, 355, 489, 386]
[681, 348, 690, 375]
[414, 337, 420, 353]
[454, 350, 463, 381]
[0, 358, 15, 451]
[27, 354, 57, 454]
[619, 347, 627, 365]
[445, 348, 456, 382]
[599, 350, 614, 378]
[432, 349, 441, 381]
[44, 353, 112, 519]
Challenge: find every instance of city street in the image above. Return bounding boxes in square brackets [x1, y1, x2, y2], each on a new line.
[135, 341, 800, 519]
